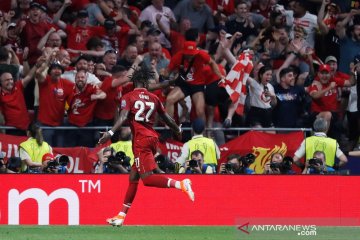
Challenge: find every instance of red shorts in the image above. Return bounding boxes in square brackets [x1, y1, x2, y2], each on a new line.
[131, 136, 158, 174]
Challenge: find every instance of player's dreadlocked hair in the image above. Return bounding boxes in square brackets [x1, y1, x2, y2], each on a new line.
[130, 63, 155, 89]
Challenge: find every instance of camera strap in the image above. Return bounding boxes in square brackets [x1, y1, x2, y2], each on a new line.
[179, 54, 196, 80]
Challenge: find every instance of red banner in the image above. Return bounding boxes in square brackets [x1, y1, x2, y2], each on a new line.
[0, 174, 359, 225]
[219, 131, 304, 173]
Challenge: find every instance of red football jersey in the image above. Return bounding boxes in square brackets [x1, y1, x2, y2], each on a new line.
[68, 84, 99, 127]
[309, 78, 345, 112]
[0, 81, 30, 130]
[65, 25, 103, 51]
[38, 76, 74, 126]
[168, 50, 211, 85]
[121, 88, 166, 141]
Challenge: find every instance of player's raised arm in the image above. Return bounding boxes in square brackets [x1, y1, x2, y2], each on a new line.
[98, 109, 129, 144]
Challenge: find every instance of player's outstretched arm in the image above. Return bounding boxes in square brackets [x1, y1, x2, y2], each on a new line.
[98, 109, 129, 144]
[159, 112, 182, 137]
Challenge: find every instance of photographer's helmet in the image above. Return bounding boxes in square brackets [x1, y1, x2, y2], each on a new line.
[42, 153, 54, 162]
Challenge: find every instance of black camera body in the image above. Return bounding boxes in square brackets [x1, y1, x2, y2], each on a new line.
[45, 155, 69, 171]
[225, 163, 233, 171]
[107, 151, 131, 167]
[155, 154, 175, 173]
[188, 159, 199, 168]
[240, 153, 256, 167]
[308, 157, 323, 166]
[270, 156, 294, 174]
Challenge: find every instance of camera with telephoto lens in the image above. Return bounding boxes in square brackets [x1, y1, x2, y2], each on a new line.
[45, 155, 69, 171]
[188, 159, 199, 168]
[107, 151, 131, 167]
[308, 157, 323, 167]
[241, 153, 256, 167]
[270, 156, 294, 174]
[7, 157, 22, 173]
[155, 154, 175, 173]
[225, 162, 233, 171]
[307, 157, 325, 174]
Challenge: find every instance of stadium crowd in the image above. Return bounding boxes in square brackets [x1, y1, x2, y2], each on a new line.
[1, 0, 360, 174]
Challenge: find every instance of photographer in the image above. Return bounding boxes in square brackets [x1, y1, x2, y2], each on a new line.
[0, 153, 6, 173]
[155, 154, 175, 173]
[0, 152, 22, 173]
[179, 150, 215, 174]
[42, 153, 69, 174]
[176, 118, 220, 170]
[94, 147, 129, 173]
[302, 151, 335, 175]
[264, 153, 294, 174]
[219, 154, 255, 174]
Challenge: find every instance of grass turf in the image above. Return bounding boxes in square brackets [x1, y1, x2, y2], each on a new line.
[0, 226, 359, 240]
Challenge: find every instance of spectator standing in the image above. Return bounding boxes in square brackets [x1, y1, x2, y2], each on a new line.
[67, 70, 106, 147]
[173, 0, 215, 33]
[336, 6, 360, 74]
[291, 0, 318, 48]
[273, 67, 306, 128]
[139, 0, 175, 49]
[246, 65, 277, 127]
[35, 60, 74, 146]
[0, 65, 38, 135]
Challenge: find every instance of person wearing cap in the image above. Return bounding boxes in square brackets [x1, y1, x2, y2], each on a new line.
[35, 58, 74, 146]
[62, 55, 101, 85]
[164, 28, 224, 122]
[19, 123, 53, 173]
[144, 26, 171, 60]
[100, 18, 138, 55]
[308, 63, 356, 141]
[139, 0, 175, 49]
[53, 1, 103, 53]
[41, 153, 60, 173]
[19, 2, 53, 66]
[175, 118, 220, 172]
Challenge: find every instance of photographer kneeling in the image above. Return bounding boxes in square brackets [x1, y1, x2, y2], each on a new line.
[94, 147, 130, 173]
[263, 153, 294, 174]
[302, 151, 335, 174]
[219, 154, 255, 174]
[179, 150, 215, 174]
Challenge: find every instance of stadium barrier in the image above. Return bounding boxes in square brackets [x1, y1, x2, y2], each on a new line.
[0, 174, 359, 226]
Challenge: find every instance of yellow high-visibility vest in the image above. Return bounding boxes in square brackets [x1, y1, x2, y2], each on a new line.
[305, 136, 337, 166]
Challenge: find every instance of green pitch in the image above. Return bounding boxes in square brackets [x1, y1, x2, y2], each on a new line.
[0, 226, 359, 240]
